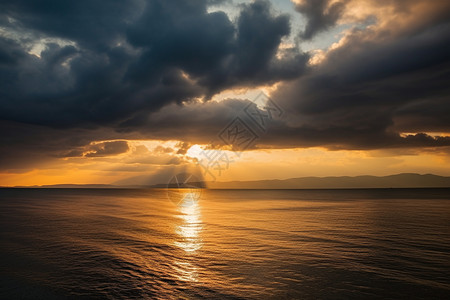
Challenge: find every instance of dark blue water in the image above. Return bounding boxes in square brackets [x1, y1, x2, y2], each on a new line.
[1, 188, 449, 299]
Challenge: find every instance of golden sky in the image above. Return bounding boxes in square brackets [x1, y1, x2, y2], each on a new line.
[1, 139, 449, 186]
[1, 0, 450, 186]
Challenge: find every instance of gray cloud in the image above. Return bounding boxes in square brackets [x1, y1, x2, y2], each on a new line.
[0, 0, 307, 128]
[295, 0, 348, 40]
[84, 141, 129, 157]
[270, 15, 450, 149]
[1, 0, 450, 173]
[112, 95, 450, 151]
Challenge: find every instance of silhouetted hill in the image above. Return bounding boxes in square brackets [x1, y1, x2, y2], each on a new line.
[9, 184, 119, 189]
[206, 173, 450, 189]
[4, 173, 450, 189]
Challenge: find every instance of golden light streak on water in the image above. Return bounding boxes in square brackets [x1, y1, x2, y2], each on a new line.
[173, 192, 203, 282]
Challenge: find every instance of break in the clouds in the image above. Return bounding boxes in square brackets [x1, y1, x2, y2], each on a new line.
[1, 0, 450, 172]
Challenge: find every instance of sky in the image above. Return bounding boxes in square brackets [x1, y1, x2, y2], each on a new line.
[1, 0, 450, 186]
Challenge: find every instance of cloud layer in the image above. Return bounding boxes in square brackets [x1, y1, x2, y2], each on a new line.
[1, 0, 450, 173]
[0, 0, 306, 127]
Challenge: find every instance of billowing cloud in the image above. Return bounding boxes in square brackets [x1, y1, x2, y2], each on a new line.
[116, 98, 450, 150]
[83, 141, 129, 157]
[271, 1, 450, 149]
[294, 0, 348, 40]
[0, 0, 306, 127]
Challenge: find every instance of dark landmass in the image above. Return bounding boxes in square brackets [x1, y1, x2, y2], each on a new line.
[206, 173, 450, 189]
[9, 184, 121, 189]
[3, 173, 450, 189]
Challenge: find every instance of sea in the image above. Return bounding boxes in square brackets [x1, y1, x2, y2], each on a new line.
[0, 188, 449, 299]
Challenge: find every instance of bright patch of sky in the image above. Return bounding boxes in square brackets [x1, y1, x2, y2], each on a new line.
[207, 0, 345, 52]
[0, 19, 77, 58]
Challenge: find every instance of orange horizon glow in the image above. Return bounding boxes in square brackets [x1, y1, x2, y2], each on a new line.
[1, 139, 449, 187]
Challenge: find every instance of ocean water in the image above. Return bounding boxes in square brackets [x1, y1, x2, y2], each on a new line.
[0, 188, 449, 299]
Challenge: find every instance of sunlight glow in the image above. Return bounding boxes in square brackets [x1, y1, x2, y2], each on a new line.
[174, 192, 203, 253]
[186, 144, 204, 161]
[173, 192, 203, 282]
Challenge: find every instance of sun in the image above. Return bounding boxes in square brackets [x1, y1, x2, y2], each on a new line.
[185, 144, 204, 160]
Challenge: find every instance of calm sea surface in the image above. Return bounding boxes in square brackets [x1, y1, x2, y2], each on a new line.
[0, 188, 449, 299]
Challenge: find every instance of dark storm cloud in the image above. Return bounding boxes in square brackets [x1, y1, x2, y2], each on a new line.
[0, 0, 307, 128]
[0, 120, 137, 171]
[269, 12, 450, 149]
[118, 0, 450, 151]
[83, 141, 129, 157]
[295, 0, 348, 40]
[120, 98, 450, 151]
[0, 0, 142, 49]
[125, 0, 307, 98]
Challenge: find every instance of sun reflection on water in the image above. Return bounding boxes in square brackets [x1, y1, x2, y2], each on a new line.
[173, 192, 203, 282]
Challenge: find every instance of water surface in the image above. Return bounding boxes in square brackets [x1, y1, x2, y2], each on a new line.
[1, 188, 449, 299]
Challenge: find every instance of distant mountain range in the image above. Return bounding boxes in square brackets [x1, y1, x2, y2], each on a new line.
[9, 184, 121, 189]
[205, 173, 450, 189]
[5, 173, 450, 189]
